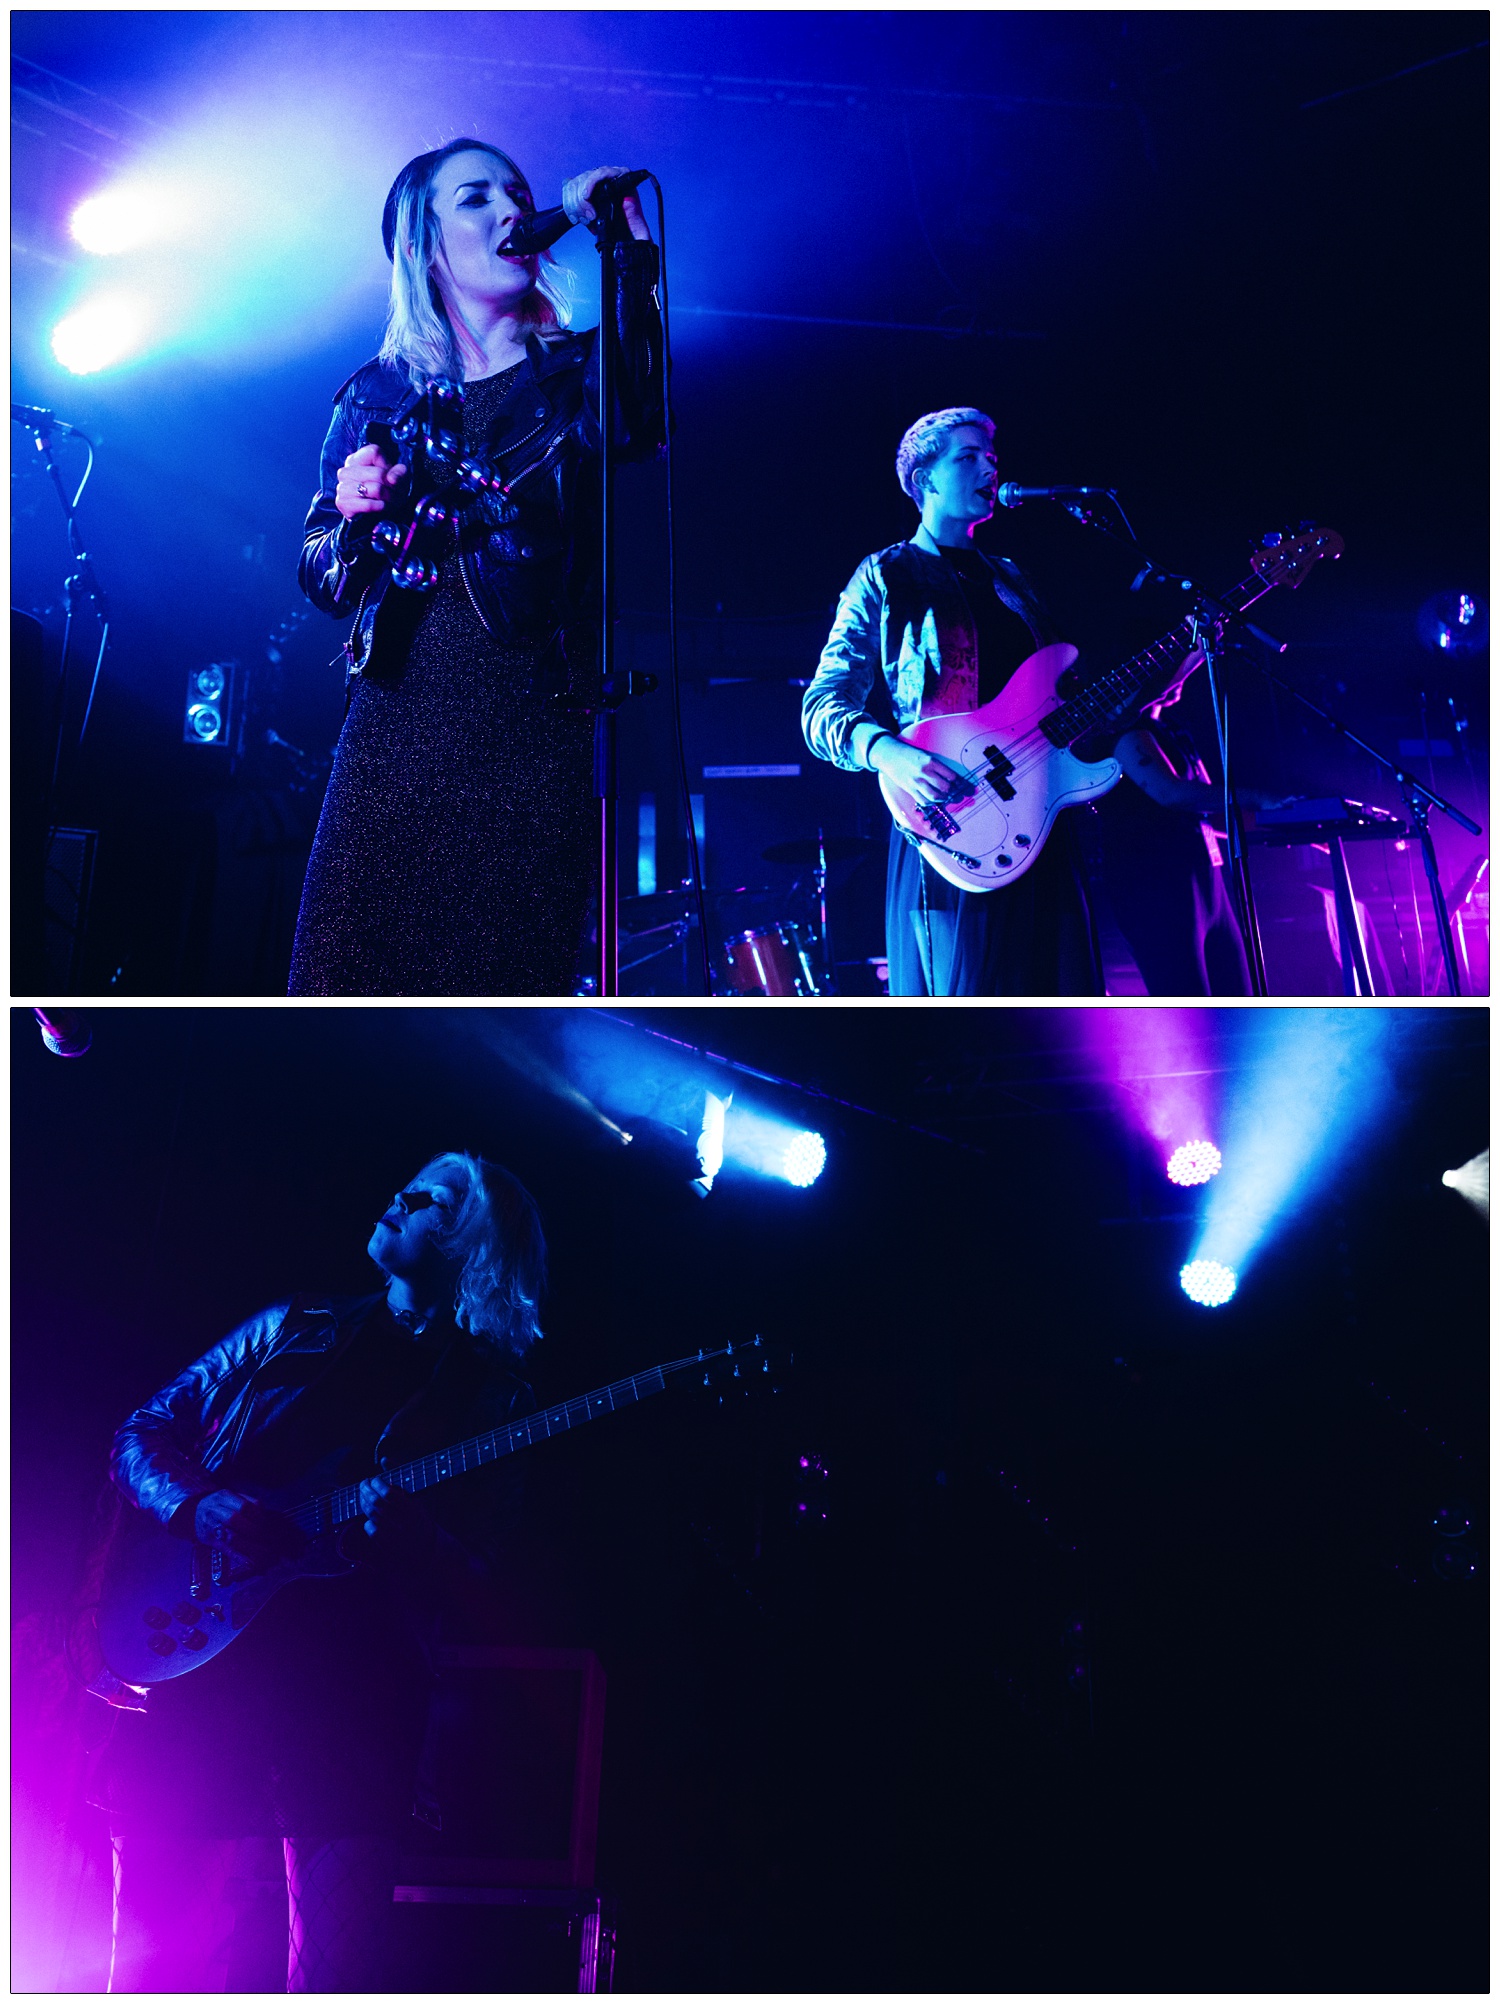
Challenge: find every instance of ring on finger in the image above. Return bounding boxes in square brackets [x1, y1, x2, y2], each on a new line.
[356, 481, 371, 498]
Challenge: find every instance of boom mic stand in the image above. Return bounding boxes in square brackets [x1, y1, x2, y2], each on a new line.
[1037, 493, 1280, 994]
[1192, 603, 1270, 993]
[16, 413, 111, 827]
[1022, 490, 1480, 993]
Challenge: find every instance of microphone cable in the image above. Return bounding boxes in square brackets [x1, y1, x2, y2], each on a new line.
[645, 173, 714, 995]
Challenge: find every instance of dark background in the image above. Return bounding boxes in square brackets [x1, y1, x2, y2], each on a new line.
[11, 11, 1489, 994]
[10, 1004, 1488, 1991]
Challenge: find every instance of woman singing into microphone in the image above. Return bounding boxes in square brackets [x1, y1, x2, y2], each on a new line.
[290, 140, 663, 996]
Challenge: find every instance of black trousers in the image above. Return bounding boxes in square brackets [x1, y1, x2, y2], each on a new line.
[885, 812, 1104, 997]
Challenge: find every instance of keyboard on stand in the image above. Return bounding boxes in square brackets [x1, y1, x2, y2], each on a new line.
[1245, 798, 1409, 994]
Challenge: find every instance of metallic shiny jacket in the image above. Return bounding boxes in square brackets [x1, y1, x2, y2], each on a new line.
[299, 237, 664, 699]
[110, 1294, 534, 1563]
[801, 539, 1058, 773]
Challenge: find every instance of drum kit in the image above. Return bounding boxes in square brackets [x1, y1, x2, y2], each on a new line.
[619, 831, 876, 997]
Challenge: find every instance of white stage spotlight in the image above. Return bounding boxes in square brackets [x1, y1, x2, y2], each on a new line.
[780, 1131, 826, 1188]
[1167, 1139, 1222, 1187]
[1180, 1259, 1238, 1308]
[1441, 1148, 1488, 1219]
[51, 295, 149, 375]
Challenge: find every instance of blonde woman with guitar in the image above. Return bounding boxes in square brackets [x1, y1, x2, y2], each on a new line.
[100, 1152, 544, 1992]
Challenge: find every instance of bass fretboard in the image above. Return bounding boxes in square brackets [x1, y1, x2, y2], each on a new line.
[1040, 570, 1272, 747]
[288, 1349, 719, 1537]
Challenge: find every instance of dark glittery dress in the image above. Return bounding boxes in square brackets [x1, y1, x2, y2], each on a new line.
[287, 364, 595, 996]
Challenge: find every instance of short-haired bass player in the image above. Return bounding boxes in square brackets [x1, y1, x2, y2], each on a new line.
[802, 407, 1103, 996]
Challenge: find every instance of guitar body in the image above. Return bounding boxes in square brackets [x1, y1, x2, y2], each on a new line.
[96, 1335, 766, 1688]
[878, 643, 1123, 893]
[98, 1502, 356, 1687]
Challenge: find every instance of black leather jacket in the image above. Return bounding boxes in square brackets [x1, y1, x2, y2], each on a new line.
[299, 237, 664, 698]
[110, 1294, 535, 1579]
[802, 539, 1058, 773]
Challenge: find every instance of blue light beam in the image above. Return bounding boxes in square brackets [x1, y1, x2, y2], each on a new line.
[724, 1106, 826, 1188]
[1187, 1011, 1402, 1291]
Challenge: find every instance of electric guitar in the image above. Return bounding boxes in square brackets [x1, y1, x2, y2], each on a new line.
[878, 526, 1343, 892]
[97, 1337, 767, 1688]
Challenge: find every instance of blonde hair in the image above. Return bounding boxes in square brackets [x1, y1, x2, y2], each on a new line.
[378, 140, 572, 386]
[419, 1150, 547, 1360]
[896, 406, 995, 505]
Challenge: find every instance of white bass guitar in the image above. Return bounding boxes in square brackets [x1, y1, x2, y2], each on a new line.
[878, 526, 1342, 891]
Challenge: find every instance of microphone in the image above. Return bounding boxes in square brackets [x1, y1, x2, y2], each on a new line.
[502, 170, 649, 256]
[996, 483, 1105, 508]
[12, 404, 75, 433]
[33, 1008, 92, 1058]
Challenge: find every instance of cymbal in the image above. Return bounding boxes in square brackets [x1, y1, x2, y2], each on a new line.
[762, 836, 875, 866]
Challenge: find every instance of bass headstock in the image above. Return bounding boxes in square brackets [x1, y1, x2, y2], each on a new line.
[699, 1333, 782, 1402]
[1250, 523, 1344, 590]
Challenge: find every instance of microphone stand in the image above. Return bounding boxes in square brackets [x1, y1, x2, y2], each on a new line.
[814, 827, 834, 993]
[592, 187, 643, 1000]
[1043, 494, 1481, 993]
[22, 418, 110, 828]
[1190, 604, 1269, 993]
[506, 175, 659, 997]
[1046, 496, 1275, 993]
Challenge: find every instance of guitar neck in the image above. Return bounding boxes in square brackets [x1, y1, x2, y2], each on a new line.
[290, 1349, 715, 1537]
[1041, 570, 1273, 747]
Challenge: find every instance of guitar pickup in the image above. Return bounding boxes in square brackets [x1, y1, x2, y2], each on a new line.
[982, 745, 1016, 801]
